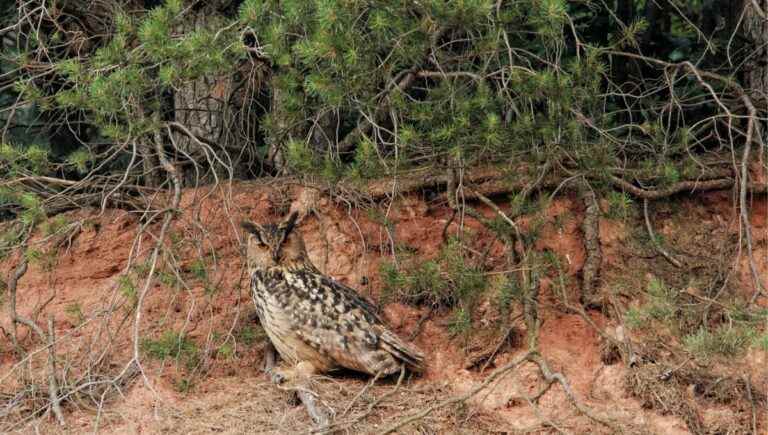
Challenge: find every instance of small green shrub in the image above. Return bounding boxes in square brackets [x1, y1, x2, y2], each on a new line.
[189, 258, 208, 280]
[65, 302, 85, 325]
[380, 238, 488, 308]
[174, 377, 194, 393]
[132, 261, 151, 276]
[19, 192, 45, 226]
[684, 326, 755, 359]
[217, 342, 234, 360]
[26, 248, 58, 272]
[448, 307, 472, 337]
[752, 333, 768, 352]
[644, 277, 678, 321]
[40, 215, 69, 236]
[236, 325, 264, 347]
[605, 191, 633, 219]
[441, 239, 487, 304]
[118, 275, 137, 306]
[624, 307, 646, 330]
[380, 259, 448, 306]
[509, 191, 547, 218]
[141, 331, 200, 370]
[496, 277, 519, 320]
[381, 237, 489, 346]
[0, 224, 23, 260]
[156, 270, 178, 288]
[623, 277, 688, 332]
[168, 231, 183, 248]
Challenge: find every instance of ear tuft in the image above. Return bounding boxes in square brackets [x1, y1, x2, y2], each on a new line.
[281, 211, 300, 234]
[241, 221, 261, 235]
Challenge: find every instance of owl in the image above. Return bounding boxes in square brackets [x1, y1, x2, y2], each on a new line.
[241, 212, 425, 383]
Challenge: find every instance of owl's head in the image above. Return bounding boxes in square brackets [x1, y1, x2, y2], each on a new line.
[241, 211, 309, 270]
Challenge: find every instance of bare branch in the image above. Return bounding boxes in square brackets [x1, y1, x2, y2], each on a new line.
[643, 198, 683, 268]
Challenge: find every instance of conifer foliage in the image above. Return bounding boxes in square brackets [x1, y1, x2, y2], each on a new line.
[0, 0, 764, 215]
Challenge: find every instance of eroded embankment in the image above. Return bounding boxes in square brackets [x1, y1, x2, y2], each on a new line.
[1, 182, 766, 434]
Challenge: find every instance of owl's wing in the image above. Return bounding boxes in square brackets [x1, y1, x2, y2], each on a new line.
[285, 270, 425, 375]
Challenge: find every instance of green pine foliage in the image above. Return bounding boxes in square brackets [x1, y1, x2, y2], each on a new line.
[50, 5, 244, 140]
[625, 277, 768, 361]
[683, 326, 756, 360]
[237, 0, 615, 178]
[381, 237, 488, 337]
[0, 0, 749, 198]
[2, 1, 248, 219]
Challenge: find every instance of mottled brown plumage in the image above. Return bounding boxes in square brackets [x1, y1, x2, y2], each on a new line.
[242, 212, 424, 382]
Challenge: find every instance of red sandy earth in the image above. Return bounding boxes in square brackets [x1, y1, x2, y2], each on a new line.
[1, 182, 766, 434]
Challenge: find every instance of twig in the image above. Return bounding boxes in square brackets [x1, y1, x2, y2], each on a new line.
[743, 375, 757, 435]
[407, 307, 433, 341]
[339, 372, 383, 419]
[327, 367, 405, 433]
[478, 325, 518, 373]
[748, 0, 768, 19]
[46, 316, 65, 426]
[377, 351, 531, 434]
[131, 124, 184, 393]
[643, 198, 683, 268]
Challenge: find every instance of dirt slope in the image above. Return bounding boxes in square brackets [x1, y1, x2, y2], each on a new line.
[1, 182, 766, 434]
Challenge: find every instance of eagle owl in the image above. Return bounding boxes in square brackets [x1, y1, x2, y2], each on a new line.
[242, 212, 424, 382]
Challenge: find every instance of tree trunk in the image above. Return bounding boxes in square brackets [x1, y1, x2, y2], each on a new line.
[172, 3, 233, 185]
[744, 0, 767, 172]
[266, 84, 288, 173]
[744, 0, 767, 99]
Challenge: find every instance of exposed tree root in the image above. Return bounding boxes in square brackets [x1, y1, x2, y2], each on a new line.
[526, 352, 619, 432]
[346, 159, 763, 202]
[739, 95, 767, 303]
[5, 251, 30, 358]
[440, 181, 625, 433]
[578, 179, 602, 306]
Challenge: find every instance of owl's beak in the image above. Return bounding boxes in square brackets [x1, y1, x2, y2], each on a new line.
[272, 248, 281, 262]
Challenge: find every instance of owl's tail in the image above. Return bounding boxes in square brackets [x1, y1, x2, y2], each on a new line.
[380, 330, 426, 373]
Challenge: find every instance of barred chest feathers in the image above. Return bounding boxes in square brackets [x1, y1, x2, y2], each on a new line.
[250, 268, 336, 370]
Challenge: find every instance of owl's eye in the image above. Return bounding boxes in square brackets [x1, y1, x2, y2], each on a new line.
[248, 232, 267, 247]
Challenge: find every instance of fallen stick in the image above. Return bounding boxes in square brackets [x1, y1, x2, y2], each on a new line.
[46, 316, 65, 426]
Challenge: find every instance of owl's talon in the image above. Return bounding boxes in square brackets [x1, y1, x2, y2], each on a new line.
[270, 370, 287, 385]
